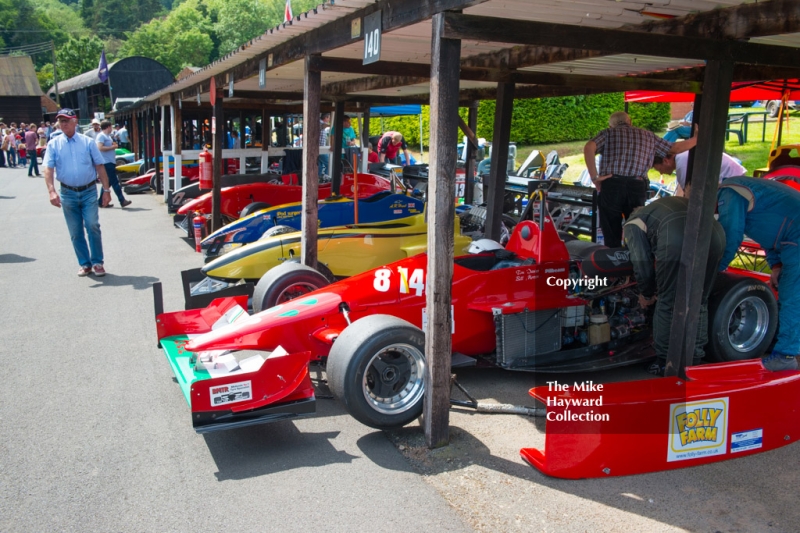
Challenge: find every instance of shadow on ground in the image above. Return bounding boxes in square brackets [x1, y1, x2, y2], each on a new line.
[0, 253, 35, 263]
[88, 274, 160, 291]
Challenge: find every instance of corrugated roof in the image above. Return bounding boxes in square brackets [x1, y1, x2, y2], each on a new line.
[0, 56, 43, 97]
[48, 60, 119, 95]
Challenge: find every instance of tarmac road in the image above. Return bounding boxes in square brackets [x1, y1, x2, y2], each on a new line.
[3, 165, 800, 533]
[0, 167, 470, 533]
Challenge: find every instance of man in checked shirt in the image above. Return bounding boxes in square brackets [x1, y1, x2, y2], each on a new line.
[584, 111, 697, 248]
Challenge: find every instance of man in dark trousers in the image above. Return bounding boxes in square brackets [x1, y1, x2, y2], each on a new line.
[623, 196, 726, 375]
[717, 176, 800, 371]
[584, 111, 697, 248]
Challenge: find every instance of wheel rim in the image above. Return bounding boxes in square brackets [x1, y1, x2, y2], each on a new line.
[362, 343, 425, 415]
[276, 282, 319, 303]
[727, 296, 770, 352]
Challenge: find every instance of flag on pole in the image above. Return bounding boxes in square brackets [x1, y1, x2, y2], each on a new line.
[284, 0, 293, 23]
[98, 50, 109, 83]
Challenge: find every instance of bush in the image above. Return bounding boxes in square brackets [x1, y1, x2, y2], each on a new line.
[359, 95, 671, 149]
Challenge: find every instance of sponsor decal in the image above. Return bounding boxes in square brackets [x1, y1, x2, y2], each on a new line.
[668, 398, 728, 462]
[210, 380, 252, 406]
[731, 429, 763, 453]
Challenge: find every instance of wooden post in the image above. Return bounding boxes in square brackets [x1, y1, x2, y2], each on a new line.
[485, 82, 515, 241]
[212, 78, 224, 232]
[330, 100, 345, 195]
[154, 106, 163, 196]
[131, 112, 139, 158]
[664, 60, 734, 378]
[464, 101, 478, 205]
[362, 107, 371, 147]
[261, 108, 270, 172]
[424, 12, 461, 449]
[172, 96, 183, 189]
[301, 55, 321, 269]
[683, 94, 702, 190]
[143, 109, 151, 173]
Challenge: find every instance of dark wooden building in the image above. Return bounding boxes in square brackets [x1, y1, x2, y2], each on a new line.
[0, 56, 44, 125]
[48, 56, 174, 122]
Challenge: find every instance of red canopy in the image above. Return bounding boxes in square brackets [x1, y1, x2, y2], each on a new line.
[626, 79, 800, 103]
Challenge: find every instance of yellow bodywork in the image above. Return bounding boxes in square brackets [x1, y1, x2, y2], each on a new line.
[116, 160, 142, 173]
[203, 213, 472, 282]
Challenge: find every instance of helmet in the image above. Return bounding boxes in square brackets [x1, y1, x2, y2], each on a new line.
[467, 238, 504, 254]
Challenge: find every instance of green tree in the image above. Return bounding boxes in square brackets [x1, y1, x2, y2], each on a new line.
[120, 0, 213, 74]
[56, 35, 106, 80]
[214, 0, 272, 56]
[0, 0, 66, 51]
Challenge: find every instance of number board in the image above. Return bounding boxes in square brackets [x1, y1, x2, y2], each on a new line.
[363, 11, 381, 65]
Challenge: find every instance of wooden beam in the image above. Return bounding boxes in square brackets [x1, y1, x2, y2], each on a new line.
[301, 55, 321, 270]
[664, 60, 734, 378]
[458, 116, 478, 149]
[312, 57, 699, 93]
[424, 12, 462, 450]
[463, 102, 478, 205]
[323, 75, 429, 96]
[154, 106, 163, 195]
[485, 82, 514, 242]
[460, 0, 800, 71]
[205, 0, 488, 100]
[361, 106, 370, 148]
[212, 80, 224, 232]
[442, 13, 800, 69]
[330, 101, 345, 195]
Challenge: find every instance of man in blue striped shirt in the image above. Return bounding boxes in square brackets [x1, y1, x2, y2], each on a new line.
[43, 109, 113, 277]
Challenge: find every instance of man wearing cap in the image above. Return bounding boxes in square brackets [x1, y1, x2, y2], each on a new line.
[85, 119, 101, 139]
[43, 109, 112, 277]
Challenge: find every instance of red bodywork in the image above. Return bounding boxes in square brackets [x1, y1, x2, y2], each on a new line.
[176, 173, 392, 220]
[522, 360, 800, 478]
[156, 209, 793, 473]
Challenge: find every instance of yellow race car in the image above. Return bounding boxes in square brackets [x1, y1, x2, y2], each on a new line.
[191, 211, 472, 310]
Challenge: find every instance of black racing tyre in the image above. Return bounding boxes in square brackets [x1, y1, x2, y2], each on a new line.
[116, 157, 127, 166]
[239, 202, 271, 218]
[327, 315, 426, 430]
[706, 273, 778, 362]
[149, 174, 158, 191]
[252, 262, 330, 313]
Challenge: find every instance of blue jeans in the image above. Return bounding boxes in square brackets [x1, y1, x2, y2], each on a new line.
[773, 245, 799, 358]
[28, 154, 39, 175]
[7, 147, 16, 166]
[99, 163, 125, 204]
[318, 154, 329, 177]
[664, 126, 692, 142]
[61, 186, 103, 268]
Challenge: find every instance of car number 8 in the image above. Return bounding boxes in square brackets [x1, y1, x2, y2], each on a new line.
[373, 268, 391, 292]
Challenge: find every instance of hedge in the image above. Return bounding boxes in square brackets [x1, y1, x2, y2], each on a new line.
[361, 94, 670, 148]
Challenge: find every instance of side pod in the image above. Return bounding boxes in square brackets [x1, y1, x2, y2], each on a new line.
[521, 360, 800, 478]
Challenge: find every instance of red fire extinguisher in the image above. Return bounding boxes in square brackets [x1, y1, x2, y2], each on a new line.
[199, 148, 213, 191]
[193, 212, 205, 253]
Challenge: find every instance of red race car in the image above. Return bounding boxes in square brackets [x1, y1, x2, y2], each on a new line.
[155, 184, 779, 436]
[176, 173, 393, 224]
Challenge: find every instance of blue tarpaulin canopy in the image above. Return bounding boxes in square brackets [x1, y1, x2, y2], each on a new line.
[369, 105, 422, 117]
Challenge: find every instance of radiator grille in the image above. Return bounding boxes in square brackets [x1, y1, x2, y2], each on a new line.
[494, 308, 562, 367]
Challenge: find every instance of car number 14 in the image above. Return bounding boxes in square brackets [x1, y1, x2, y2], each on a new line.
[373, 267, 426, 296]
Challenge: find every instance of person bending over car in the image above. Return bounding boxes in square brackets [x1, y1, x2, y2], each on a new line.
[623, 196, 725, 376]
[652, 151, 746, 197]
[584, 111, 697, 248]
[717, 176, 800, 372]
[377, 132, 411, 166]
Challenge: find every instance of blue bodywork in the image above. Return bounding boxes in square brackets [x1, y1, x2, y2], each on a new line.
[201, 191, 425, 260]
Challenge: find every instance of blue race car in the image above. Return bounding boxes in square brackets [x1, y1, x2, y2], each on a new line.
[201, 191, 425, 261]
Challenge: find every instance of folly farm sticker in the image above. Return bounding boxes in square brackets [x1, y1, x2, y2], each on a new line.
[667, 398, 728, 462]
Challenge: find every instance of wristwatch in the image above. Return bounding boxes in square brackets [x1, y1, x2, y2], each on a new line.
[103, 188, 111, 193]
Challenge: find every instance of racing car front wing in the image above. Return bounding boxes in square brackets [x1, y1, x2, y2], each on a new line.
[521, 359, 800, 478]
